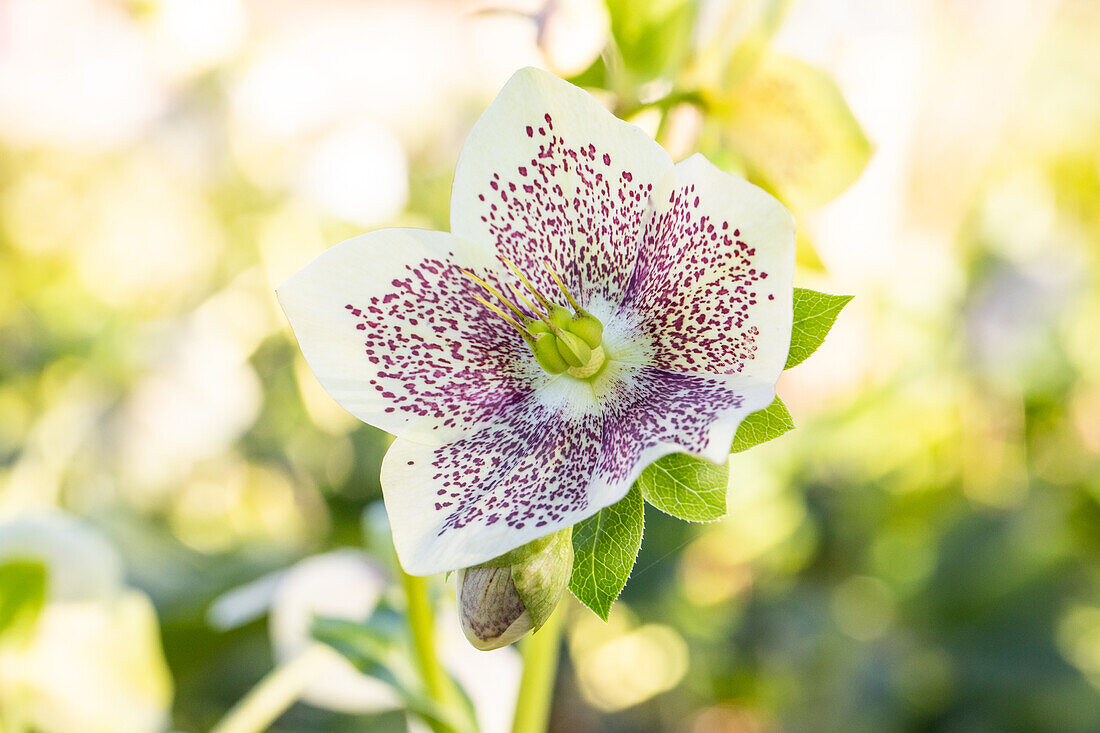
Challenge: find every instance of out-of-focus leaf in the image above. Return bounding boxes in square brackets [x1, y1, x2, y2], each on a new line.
[638, 453, 728, 522]
[796, 226, 827, 272]
[722, 52, 872, 207]
[731, 396, 794, 453]
[0, 560, 47, 641]
[565, 53, 608, 89]
[605, 0, 696, 81]
[786, 288, 853, 369]
[313, 615, 477, 733]
[569, 485, 644, 620]
[721, 0, 793, 85]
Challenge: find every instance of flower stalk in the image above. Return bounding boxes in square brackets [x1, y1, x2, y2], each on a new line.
[209, 646, 329, 733]
[401, 569, 462, 733]
[511, 605, 564, 733]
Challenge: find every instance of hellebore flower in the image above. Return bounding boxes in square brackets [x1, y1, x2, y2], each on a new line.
[279, 67, 794, 577]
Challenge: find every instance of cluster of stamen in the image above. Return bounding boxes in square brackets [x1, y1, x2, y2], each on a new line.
[463, 260, 606, 378]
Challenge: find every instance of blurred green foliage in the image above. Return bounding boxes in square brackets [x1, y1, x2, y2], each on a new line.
[1, 1, 1100, 732]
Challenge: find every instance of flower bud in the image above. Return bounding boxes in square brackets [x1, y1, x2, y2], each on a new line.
[457, 528, 573, 650]
[457, 566, 532, 650]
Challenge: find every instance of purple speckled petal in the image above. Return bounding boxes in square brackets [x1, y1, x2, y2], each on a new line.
[278, 228, 551, 444]
[382, 361, 774, 575]
[618, 154, 796, 382]
[592, 364, 777, 480]
[451, 67, 673, 311]
[381, 377, 602, 574]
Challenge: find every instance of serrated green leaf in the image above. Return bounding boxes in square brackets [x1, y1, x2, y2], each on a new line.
[786, 288, 853, 369]
[0, 560, 47, 641]
[731, 396, 794, 453]
[637, 453, 728, 522]
[723, 52, 871, 207]
[568, 486, 644, 620]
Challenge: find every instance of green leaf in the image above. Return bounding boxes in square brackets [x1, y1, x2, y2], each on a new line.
[605, 0, 696, 81]
[720, 0, 793, 86]
[731, 397, 795, 453]
[637, 453, 728, 522]
[786, 288, 853, 369]
[314, 614, 478, 733]
[569, 485, 644, 620]
[722, 52, 872, 207]
[0, 560, 47, 641]
[565, 53, 607, 89]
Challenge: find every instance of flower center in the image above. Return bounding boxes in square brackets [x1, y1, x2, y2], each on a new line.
[463, 259, 606, 378]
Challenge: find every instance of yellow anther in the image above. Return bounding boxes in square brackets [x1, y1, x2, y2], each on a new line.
[501, 257, 556, 312]
[462, 270, 528, 322]
[542, 261, 584, 312]
[507, 283, 556, 331]
[471, 295, 533, 340]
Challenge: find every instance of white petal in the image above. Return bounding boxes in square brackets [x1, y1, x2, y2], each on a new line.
[591, 365, 777, 479]
[450, 66, 673, 309]
[0, 592, 173, 733]
[381, 377, 603, 575]
[278, 227, 550, 444]
[0, 513, 123, 603]
[619, 153, 796, 384]
[382, 362, 775, 575]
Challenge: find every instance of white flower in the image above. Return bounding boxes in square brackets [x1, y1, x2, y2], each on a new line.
[279, 68, 794, 575]
[0, 514, 173, 733]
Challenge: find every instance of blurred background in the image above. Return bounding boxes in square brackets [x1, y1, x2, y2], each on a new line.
[1, 0, 1099, 731]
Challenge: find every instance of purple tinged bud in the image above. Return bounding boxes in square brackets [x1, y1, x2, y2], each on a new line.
[457, 528, 573, 650]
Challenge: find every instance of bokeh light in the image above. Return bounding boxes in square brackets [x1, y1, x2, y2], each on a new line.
[1, 0, 1099, 731]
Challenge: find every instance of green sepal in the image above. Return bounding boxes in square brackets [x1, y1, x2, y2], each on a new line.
[510, 527, 573, 631]
[477, 532, 561, 569]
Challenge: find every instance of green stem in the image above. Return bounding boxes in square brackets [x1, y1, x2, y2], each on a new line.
[401, 569, 459, 733]
[511, 605, 564, 733]
[209, 645, 328, 733]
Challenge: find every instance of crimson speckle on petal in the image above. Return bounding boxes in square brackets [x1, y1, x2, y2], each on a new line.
[278, 68, 795, 575]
